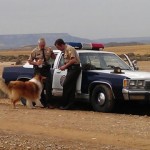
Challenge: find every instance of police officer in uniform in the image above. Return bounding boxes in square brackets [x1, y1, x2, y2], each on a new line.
[54, 39, 81, 110]
[28, 38, 55, 108]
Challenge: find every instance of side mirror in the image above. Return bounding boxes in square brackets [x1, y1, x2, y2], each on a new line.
[132, 60, 139, 70]
[121, 54, 139, 71]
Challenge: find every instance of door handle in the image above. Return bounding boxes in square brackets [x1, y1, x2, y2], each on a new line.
[56, 69, 61, 73]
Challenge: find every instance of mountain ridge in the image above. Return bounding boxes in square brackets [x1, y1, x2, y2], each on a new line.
[0, 33, 150, 49]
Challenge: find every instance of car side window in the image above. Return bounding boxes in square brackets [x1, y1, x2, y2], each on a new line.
[79, 54, 93, 70]
[89, 55, 101, 68]
[79, 53, 105, 70]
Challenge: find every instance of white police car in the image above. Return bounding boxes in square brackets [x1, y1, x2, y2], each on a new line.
[2, 42, 150, 112]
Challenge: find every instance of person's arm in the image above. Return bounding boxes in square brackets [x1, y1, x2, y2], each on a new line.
[59, 48, 78, 71]
[28, 51, 43, 66]
[28, 59, 43, 66]
[59, 57, 76, 70]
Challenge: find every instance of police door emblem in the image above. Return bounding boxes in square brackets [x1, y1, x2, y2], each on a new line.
[60, 75, 66, 87]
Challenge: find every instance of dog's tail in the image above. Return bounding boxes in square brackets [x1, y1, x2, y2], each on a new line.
[0, 77, 10, 96]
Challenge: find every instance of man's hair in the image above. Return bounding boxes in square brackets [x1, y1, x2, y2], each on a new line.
[54, 39, 65, 46]
[38, 38, 46, 44]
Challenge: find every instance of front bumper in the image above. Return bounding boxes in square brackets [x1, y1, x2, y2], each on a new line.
[122, 89, 150, 101]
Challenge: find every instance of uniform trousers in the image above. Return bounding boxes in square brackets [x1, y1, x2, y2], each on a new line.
[62, 68, 81, 106]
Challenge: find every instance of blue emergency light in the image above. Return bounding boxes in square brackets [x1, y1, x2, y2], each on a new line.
[66, 42, 82, 49]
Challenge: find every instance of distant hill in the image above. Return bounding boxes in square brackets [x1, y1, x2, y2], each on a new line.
[0, 33, 92, 49]
[94, 37, 150, 44]
[104, 42, 144, 47]
[0, 33, 150, 49]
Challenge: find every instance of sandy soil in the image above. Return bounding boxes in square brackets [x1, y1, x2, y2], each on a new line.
[0, 61, 150, 150]
[0, 99, 150, 150]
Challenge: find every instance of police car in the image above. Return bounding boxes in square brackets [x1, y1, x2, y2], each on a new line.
[2, 42, 150, 112]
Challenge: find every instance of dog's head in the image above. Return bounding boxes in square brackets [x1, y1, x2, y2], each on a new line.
[34, 74, 46, 83]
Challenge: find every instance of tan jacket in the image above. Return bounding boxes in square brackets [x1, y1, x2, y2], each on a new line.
[64, 45, 80, 64]
[28, 47, 53, 65]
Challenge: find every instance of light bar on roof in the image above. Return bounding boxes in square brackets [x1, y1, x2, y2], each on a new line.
[66, 42, 82, 49]
[81, 43, 92, 50]
[66, 42, 104, 50]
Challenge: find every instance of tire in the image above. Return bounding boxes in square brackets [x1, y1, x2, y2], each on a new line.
[20, 97, 26, 106]
[18, 79, 28, 106]
[91, 85, 115, 112]
[20, 98, 36, 106]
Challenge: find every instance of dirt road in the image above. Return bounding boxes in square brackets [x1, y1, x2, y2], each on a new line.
[0, 99, 150, 150]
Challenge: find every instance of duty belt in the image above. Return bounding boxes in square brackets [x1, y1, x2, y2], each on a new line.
[68, 64, 81, 70]
[34, 65, 51, 76]
[34, 64, 51, 69]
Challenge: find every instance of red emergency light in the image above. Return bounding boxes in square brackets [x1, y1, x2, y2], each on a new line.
[91, 43, 104, 50]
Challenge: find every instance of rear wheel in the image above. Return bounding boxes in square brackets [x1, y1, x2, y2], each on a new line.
[20, 98, 36, 106]
[20, 98, 26, 106]
[91, 85, 115, 112]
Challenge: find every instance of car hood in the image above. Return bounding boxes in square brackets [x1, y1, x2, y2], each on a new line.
[90, 70, 150, 80]
[119, 70, 150, 79]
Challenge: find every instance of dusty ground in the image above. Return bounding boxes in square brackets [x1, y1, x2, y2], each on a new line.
[0, 61, 150, 150]
[0, 99, 150, 150]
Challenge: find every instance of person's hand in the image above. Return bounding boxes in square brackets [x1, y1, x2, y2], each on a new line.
[36, 59, 43, 66]
[59, 65, 66, 71]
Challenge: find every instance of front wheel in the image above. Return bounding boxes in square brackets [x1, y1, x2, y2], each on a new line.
[91, 85, 115, 112]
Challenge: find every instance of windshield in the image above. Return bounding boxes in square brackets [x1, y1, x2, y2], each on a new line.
[79, 52, 131, 70]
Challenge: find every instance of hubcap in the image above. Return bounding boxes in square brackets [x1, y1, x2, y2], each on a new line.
[97, 93, 105, 106]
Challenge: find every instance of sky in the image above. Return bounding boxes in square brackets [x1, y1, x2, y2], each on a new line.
[0, 0, 150, 39]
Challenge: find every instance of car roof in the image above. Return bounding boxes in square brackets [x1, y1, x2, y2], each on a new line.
[53, 49, 115, 54]
[76, 50, 115, 54]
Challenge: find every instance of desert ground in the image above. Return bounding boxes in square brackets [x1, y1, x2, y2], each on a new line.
[0, 46, 150, 150]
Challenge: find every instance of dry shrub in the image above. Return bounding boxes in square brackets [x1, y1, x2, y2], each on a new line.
[0, 90, 7, 98]
[105, 44, 150, 55]
[15, 59, 22, 65]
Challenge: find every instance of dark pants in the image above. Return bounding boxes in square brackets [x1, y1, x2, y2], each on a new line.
[34, 65, 53, 107]
[62, 68, 81, 106]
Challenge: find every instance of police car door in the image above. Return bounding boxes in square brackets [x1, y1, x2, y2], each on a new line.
[52, 52, 66, 96]
[52, 52, 82, 96]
